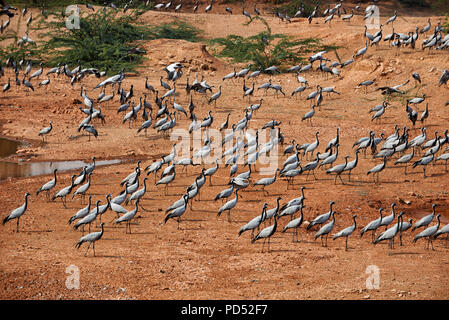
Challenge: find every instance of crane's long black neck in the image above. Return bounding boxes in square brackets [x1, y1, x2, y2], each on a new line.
[260, 206, 266, 220]
[24, 194, 29, 210]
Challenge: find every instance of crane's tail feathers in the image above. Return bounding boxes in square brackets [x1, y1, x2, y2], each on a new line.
[2, 216, 10, 225]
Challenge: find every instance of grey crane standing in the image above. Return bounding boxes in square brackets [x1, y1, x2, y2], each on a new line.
[379, 203, 396, 231]
[361, 208, 384, 243]
[412, 204, 437, 231]
[74, 200, 100, 234]
[164, 195, 189, 230]
[115, 200, 140, 234]
[68, 195, 92, 225]
[2, 192, 30, 232]
[281, 205, 304, 242]
[374, 214, 403, 252]
[239, 203, 268, 240]
[218, 189, 239, 222]
[253, 169, 278, 195]
[251, 213, 278, 252]
[413, 214, 441, 250]
[75, 222, 105, 257]
[314, 211, 336, 247]
[208, 85, 222, 107]
[36, 168, 57, 201]
[367, 157, 387, 183]
[307, 201, 335, 230]
[412, 153, 434, 177]
[433, 222, 449, 247]
[38, 121, 52, 142]
[333, 214, 357, 251]
[52, 174, 76, 207]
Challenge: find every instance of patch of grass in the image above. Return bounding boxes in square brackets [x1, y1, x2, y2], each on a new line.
[1, 8, 202, 75]
[272, 0, 319, 17]
[385, 86, 423, 105]
[39, 8, 153, 75]
[149, 21, 202, 42]
[208, 16, 337, 73]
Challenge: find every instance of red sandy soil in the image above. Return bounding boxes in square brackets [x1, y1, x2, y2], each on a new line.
[0, 3, 448, 300]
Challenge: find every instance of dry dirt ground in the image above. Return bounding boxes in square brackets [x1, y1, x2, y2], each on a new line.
[0, 3, 449, 300]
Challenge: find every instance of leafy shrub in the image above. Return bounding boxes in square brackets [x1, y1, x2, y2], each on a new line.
[272, 0, 319, 17]
[208, 16, 337, 73]
[1, 8, 202, 75]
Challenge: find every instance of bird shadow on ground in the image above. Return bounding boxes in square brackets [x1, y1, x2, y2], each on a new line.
[227, 219, 252, 224]
[25, 229, 52, 233]
[177, 226, 203, 231]
[199, 210, 218, 214]
[388, 251, 422, 256]
[265, 248, 297, 253]
[126, 231, 154, 235]
[182, 218, 207, 222]
[89, 254, 123, 259]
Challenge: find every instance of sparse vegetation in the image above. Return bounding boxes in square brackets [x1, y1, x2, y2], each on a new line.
[149, 21, 202, 42]
[208, 16, 337, 73]
[272, 0, 319, 17]
[0, 8, 202, 75]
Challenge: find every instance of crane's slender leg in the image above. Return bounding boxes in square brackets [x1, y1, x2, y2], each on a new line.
[85, 242, 91, 256]
[93, 242, 96, 257]
[16, 218, 20, 233]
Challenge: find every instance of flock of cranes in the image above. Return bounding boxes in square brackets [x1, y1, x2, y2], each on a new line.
[1, 1, 449, 257]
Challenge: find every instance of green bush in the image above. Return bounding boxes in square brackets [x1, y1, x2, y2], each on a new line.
[208, 16, 337, 73]
[272, 0, 319, 17]
[1, 8, 202, 75]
